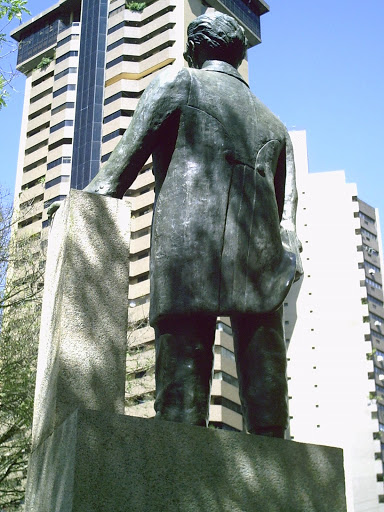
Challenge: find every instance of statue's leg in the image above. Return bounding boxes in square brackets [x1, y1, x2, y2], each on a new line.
[154, 315, 216, 426]
[231, 308, 288, 438]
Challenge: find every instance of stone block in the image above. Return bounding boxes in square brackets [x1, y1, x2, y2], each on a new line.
[32, 190, 131, 449]
[25, 410, 347, 512]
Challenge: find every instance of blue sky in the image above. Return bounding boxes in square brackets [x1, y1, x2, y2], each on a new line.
[1, 0, 384, 223]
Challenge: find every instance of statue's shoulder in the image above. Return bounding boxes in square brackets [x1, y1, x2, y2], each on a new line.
[148, 66, 191, 93]
[253, 95, 288, 140]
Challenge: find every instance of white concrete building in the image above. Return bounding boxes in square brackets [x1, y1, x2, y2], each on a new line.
[286, 130, 384, 512]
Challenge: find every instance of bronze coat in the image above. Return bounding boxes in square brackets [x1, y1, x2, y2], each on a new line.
[85, 60, 297, 325]
[149, 62, 295, 324]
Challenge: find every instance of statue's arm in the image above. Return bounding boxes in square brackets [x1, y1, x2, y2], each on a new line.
[279, 132, 303, 280]
[83, 67, 191, 199]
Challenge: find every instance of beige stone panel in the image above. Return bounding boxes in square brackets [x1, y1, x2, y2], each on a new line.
[125, 401, 156, 418]
[47, 144, 73, 163]
[126, 346, 155, 374]
[211, 380, 240, 405]
[107, 5, 124, 29]
[128, 302, 150, 324]
[53, 74, 78, 92]
[126, 374, 155, 397]
[27, 109, 51, 132]
[23, 148, 48, 170]
[130, 233, 151, 254]
[129, 280, 150, 300]
[19, 183, 45, 203]
[17, 219, 42, 239]
[48, 126, 74, 146]
[214, 355, 238, 378]
[131, 212, 152, 232]
[130, 257, 150, 278]
[103, 96, 140, 119]
[128, 325, 155, 347]
[45, 165, 72, 184]
[108, 11, 177, 45]
[43, 181, 70, 201]
[54, 57, 80, 77]
[30, 75, 54, 99]
[49, 109, 75, 128]
[18, 197, 44, 219]
[29, 88, 53, 107]
[108, 0, 176, 30]
[30, 61, 55, 83]
[50, 90, 77, 110]
[25, 127, 50, 150]
[104, 75, 153, 99]
[140, 0, 177, 19]
[120, 10, 176, 42]
[215, 330, 235, 352]
[130, 170, 155, 190]
[55, 40, 80, 59]
[21, 162, 47, 184]
[105, 47, 175, 82]
[209, 405, 243, 430]
[28, 95, 52, 119]
[106, 29, 176, 65]
[130, 190, 155, 212]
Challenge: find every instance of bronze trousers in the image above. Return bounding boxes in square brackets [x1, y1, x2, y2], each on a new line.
[153, 309, 287, 438]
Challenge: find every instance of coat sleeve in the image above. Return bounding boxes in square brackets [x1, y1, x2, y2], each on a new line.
[84, 67, 191, 199]
[276, 131, 303, 281]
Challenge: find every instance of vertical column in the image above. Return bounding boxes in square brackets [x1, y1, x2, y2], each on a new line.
[32, 190, 131, 449]
[71, 0, 109, 190]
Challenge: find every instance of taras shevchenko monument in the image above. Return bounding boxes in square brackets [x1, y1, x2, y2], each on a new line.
[75, 12, 302, 438]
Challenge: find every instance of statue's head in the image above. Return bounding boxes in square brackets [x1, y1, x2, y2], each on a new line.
[184, 12, 248, 69]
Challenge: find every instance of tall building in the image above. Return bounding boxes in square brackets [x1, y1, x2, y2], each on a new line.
[286, 130, 384, 512]
[9, 2, 384, 508]
[10, 0, 269, 432]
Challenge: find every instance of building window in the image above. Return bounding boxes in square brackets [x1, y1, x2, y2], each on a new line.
[211, 396, 242, 415]
[45, 175, 70, 189]
[214, 345, 235, 362]
[50, 119, 74, 133]
[366, 278, 382, 290]
[361, 227, 377, 240]
[54, 67, 77, 81]
[53, 84, 76, 98]
[359, 211, 376, 225]
[56, 50, 78, 64]
[213, 370, 238, 388]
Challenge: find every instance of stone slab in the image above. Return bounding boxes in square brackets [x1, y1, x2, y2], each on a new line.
[25, 409, 347, 512]
[32, 190, 131, 449]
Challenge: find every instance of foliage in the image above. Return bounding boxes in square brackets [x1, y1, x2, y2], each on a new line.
[35, 56, 53, 71]
[126, 2, 146, 12]
[0, 0, 30, 109]
[0, 188, 44, 509]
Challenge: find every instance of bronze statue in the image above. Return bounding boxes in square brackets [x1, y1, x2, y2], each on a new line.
[80, 12, 302, 438]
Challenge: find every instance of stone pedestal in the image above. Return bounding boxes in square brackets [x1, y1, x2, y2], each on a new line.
[31, 190, 131, 449]
[25, 409, 347, 512]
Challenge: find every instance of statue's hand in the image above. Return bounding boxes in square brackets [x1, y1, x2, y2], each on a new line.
[280, 221, 303, 282]
[47, 201, 61, 220]
[83, 177, 117, 197]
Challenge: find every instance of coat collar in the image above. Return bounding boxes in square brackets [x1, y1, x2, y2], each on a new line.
[201, 60, 249, 88]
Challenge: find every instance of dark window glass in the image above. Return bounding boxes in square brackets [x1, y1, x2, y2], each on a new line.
[53, 84, 76, 98]
[45, 175, 70, 189]
[56, 50, 78, 64]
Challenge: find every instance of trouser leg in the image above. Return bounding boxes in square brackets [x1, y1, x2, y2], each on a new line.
[231, 308, 288, 438]
[154, 315, 216, 426]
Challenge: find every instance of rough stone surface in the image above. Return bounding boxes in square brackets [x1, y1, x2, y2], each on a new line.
[31, 190, 131, 449]
[25, 410, 347, 512]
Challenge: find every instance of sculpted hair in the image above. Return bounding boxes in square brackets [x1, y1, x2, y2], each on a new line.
[186, 12, 248, 69]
